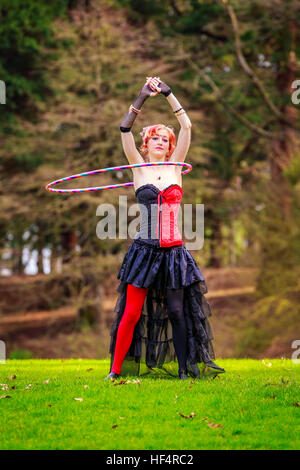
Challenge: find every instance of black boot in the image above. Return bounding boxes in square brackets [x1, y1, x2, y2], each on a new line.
[187, 362, 200, 378]
[104, 371, 120, 380]
[205, 361, 225, 373]
[179, 370, 189, 380]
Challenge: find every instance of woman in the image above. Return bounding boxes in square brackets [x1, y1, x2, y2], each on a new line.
[106, 76, 225, 380]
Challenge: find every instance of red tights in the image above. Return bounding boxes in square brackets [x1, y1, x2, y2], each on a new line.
[111, 284, 148, 375]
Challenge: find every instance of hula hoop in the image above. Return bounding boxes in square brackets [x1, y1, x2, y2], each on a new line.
[45, 162, 192, 194]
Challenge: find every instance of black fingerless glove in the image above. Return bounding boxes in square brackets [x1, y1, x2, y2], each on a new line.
[158, 81, 172, 97]
[120, 87, 151, 132]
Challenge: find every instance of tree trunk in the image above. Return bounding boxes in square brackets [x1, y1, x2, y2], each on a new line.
[61, 230, 78, 265]
[12, 247, 24, 275]
[50, 246, 56, 274]
[209, 216, 222, 268]
[37, 233, 44, 274]
[229, 221, 236, 267]
[269, 22, 297, 219]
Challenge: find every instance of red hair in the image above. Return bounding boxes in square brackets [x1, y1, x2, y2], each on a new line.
[139, 124, 176, 161]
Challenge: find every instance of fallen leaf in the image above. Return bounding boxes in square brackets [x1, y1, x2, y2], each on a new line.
[212, 375, 222, 381]
[43, 379, 50, 385]
[270, 395, 277, 399]
[206, 420, 222, 428]
[178, 411, 195, 419]
[201, 417, 222, 428]
[112, 424, 118, 429]
[174, 394, 178, 402]
[119, 416, 125, 419]
[0, 395, 11, 399]
[132, 379, 141, 385]
[8, 375, 16, 380]
[291, 402, 300, 407]
[113, 380, 128, 386]
[86, 368, 94, 372]
[83, 385, 89, 389]
[74, 397, 83, 402]
[48, 404, 53, 407]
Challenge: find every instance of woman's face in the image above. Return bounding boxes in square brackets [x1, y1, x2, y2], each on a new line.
[147, 130, 169, 160]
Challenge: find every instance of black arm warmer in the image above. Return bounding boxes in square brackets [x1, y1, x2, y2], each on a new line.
[120, 93, 149, 132]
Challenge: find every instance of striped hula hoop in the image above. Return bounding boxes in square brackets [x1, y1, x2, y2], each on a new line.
[45, 161, 192, 194]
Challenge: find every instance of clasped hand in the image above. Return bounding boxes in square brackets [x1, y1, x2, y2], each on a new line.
[141, 76, 171, 97]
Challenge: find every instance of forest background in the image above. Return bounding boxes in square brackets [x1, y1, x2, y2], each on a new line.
[0, 0, 299, 361]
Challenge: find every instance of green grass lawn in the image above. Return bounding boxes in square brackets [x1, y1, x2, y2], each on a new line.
[0, 358, 299, 450]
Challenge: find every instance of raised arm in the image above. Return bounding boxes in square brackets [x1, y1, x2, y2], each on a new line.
[147, 77, 192, 163]
[120, 81, 155, 165]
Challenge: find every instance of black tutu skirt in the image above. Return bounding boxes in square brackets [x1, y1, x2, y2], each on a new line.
[109, 238, 225, 379]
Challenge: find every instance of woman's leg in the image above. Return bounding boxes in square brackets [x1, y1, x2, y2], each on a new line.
[111, 283, 148, 375]
[166, 288, 187, 375]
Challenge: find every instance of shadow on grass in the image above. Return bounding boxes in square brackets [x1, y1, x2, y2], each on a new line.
[111, 361, 225, 382]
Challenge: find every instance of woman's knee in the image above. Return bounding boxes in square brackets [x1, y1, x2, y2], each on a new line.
[122, 302, 142, 324]
[123, 284, 148, 324]
[166, 289, 184, 324]
[168, 306, 184, 324]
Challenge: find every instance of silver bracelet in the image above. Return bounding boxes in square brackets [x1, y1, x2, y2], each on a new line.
[175, 109, 186, 117]
[129, 104, 141, 114]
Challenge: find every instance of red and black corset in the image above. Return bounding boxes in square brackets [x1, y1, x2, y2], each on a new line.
[134, 184, 183, 247]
